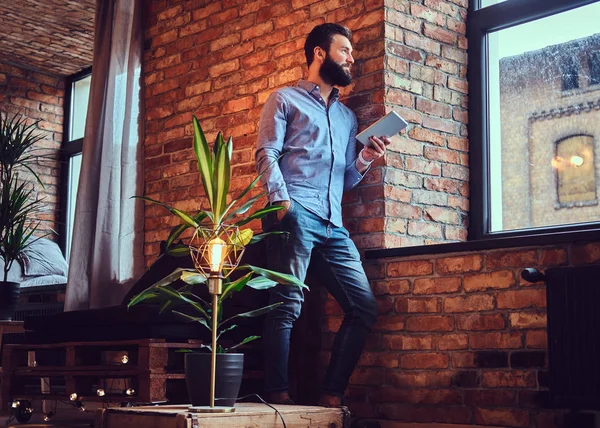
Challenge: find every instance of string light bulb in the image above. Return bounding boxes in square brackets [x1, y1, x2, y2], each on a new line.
[11, 400, 20, 408]
[96, 389, 106, 397]
[121, 354, 129, 364]
[126, 388, 135, 396]
[69, 392, 78, 401]
[76, 401, 86, 412]
[43, 411, 54, 421]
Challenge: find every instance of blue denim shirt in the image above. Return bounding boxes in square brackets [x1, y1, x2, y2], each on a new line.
[256, 80, 366, 227]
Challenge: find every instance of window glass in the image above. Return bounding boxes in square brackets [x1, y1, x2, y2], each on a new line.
[66, 153, 82, 259]
[487, 2, 600, 232]
[70, 75, 91, 141]
[480, 0, 507, 7]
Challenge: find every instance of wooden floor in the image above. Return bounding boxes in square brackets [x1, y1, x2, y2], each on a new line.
[95, 403, 349, 428]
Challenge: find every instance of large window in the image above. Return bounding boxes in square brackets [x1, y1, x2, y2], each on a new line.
[60, 71, 91, 257]
[468, 0, 600, 239]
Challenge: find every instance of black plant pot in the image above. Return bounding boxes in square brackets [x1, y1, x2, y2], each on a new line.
[185, 352, 244, 407]
[0, 281, 20, 320]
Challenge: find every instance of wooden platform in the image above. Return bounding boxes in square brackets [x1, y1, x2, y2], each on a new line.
[95, 403, 350, 428]
[1, 338, 204, 412]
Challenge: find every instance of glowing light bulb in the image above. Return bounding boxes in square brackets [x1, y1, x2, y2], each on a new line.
[43, 411, 54, 421]
[11, 400, 20, 408]
[97, 389, 106, 397]
[70, 392, 78, 401]
[126, 388, 135, 396]
[121, 355, 129, 364]
[207, 236, 227, 273]
[79, 404, 86, 412]
[570, 155, 584, 167]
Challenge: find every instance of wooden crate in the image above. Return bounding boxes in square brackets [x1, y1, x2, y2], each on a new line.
[1, 338, 203, 412]
[95, 403, 350, 428]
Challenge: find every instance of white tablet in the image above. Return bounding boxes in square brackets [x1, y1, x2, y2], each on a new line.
[356, 111, 408, 146]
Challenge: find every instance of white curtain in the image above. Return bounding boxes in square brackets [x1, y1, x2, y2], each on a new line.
[65, 0, 145, 310]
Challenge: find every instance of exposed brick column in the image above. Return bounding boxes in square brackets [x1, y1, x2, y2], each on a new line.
[0, 62, 64, 235]
[378, 0, 469, 249]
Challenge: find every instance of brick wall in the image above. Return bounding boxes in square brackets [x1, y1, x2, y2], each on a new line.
[143, 0, 469, 262]
[0, 61, 64, 236]
[386, 0, 469, 248]
[310, 243, 600, 428]
[143, 0, 387, 261]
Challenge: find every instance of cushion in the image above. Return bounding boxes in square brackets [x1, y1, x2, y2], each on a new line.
[19, 238, 69, 277]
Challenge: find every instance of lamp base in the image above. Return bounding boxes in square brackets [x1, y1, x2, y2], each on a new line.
[188, 405, 236, 413]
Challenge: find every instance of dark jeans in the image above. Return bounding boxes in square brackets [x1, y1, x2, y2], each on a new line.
[262, 200, 378, 398]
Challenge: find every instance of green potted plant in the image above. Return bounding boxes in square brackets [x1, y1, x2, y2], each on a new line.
[129, 116, 306, 408]
[0, 112, 46, 320]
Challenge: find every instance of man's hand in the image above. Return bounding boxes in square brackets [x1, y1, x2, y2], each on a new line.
[273, 200, 291, 222]
[362, 135, 391, 162]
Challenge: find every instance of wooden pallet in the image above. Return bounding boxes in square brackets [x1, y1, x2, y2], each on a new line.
[95, 403, 350, 428]
[1, 338, 203, 412]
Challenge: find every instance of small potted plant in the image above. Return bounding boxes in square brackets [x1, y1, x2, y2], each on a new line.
[0, 112, 46, 320]
[129, 116, 306, 407]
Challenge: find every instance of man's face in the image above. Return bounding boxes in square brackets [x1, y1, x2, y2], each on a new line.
[319, 34, 354, 87]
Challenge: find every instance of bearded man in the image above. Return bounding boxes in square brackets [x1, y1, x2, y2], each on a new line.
[255, 23, 390, 407]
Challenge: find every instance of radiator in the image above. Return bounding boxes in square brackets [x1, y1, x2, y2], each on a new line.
[2, 302, 64, 346]
[527, 264, 600, 410]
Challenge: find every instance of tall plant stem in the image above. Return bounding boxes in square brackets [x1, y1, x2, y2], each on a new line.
[210, 291, 218, 408]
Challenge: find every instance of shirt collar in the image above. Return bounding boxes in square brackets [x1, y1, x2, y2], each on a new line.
[297, 79, 340, 101]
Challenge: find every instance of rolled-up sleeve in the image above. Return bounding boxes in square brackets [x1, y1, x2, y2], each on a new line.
[344, 113, 367, 190]
[256, 92, 289, 203]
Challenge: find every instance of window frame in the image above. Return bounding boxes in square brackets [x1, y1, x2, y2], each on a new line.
[467, 0, 600, 241]
[58, 67, 92, 256]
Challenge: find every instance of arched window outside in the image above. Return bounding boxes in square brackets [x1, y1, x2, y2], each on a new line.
[554, 135, 596, 206]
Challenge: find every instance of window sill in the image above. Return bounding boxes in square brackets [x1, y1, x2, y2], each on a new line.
[364, 227, 600, 260]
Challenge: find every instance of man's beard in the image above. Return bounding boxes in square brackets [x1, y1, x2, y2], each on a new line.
[319, 54, 352, 87]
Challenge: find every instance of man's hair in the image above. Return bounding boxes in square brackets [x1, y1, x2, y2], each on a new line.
[304, 23, 352, 67]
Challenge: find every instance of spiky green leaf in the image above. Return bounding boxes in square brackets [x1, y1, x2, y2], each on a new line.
[223, 192, 268, 222]
[246, 276, 278, 290]
[219, 271, 253, 303]
[225, 336, 260, 352]
[233, 205, 283, 227]
[212, 132, 230, 223]
[192, 116, 213, 209]
[180, 271, 207, 285]
[217, 324, 237, 340]
[166, 245, 191, 257]
[172, 310, 211, 331]
[238, 264, 308, 290]
[133, 196, 198, 228]
[248, 231, 288, 245]
[219, 302, 283, 328]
